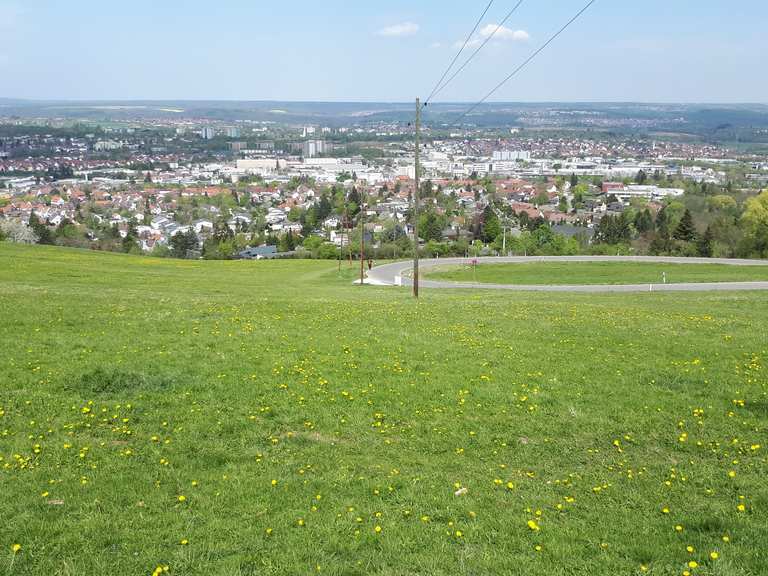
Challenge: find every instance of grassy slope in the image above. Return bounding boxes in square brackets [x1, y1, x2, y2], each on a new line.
[1, 243, 766, 576]
[427, 262, 768, 285]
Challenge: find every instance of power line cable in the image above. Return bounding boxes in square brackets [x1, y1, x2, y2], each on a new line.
[424, 0, 495, 105]
[453, 0, 596, 124]
[427, 0, 525, 104]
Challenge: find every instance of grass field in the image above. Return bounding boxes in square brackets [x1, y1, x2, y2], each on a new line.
[1, 243, 767, 576]
[426, 261, 768, 285]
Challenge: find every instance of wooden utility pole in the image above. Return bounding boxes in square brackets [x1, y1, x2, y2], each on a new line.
[359, 194, 365, 286]
[338, 216, 343, 272]
[346, 207, 352, 267]
[413, 97, 421, 298]
[502, 225, 507, 256]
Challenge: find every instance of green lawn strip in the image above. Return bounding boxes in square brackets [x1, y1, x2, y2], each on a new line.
[426, 261, 768, 285]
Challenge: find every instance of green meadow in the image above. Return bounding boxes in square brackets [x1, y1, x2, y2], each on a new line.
[1, 243, 766, 576]
[426, 261, 768, 285]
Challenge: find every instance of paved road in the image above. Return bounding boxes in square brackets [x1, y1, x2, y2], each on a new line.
[366, 256, 768, 292]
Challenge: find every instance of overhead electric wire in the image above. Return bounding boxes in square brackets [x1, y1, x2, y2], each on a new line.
[427, 0, 525, 105]
[453, 0, 597, 124]
[424, 0, 495, 105]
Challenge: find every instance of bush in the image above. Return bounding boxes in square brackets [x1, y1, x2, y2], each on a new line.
[73, 367, 172, 395]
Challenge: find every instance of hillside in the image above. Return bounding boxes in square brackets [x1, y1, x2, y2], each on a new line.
[3, 100, 768, 140]
[1, 243, 766, 575]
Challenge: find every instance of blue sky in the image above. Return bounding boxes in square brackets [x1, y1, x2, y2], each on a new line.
[0, 0, 765, 103]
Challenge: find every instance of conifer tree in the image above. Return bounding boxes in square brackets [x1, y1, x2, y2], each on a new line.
[674, 209, 696, 242]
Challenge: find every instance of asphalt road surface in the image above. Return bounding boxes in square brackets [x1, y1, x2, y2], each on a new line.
[366, 256, 768, 292]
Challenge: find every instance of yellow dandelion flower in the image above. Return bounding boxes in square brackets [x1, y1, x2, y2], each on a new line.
[12, 544, 21, 553]
[177, 495, 186, 502]
[374, 525, 382, 533]
[710, 551, 719, 560]
[688, 561, 698, 569]
[527, 520, 540, 531]
[180, 539, 189, 545]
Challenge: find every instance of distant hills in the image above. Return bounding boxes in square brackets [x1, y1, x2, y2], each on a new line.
[2, 99, 768, 141]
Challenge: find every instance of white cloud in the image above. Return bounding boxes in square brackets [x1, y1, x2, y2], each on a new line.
[377, 22, 419, 37]
[452, 23, 529, 49]
[479, 24, 529, 42]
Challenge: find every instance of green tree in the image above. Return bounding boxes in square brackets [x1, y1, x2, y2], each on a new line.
[697, 225, 714, 257]
[346, 188, 361, 217]
[28, 212, 54, 245]
[54, 218, 79, 241]
[287, 206, 302, 222]
[212, 218, 233, 243]
[316, 195, 332, 221]
[418, 209, 444, 242]
[594, 213, 631, 245]
[747, 221, 768, 257]
[170, 229, 198, 259]
[279, 231, 296, 252]
[634, 208, 655, 235]
[673, 209, 696, 242]
[481, 205, 500, 243]
[741, 189, 768, 235]
[122, 220, 139, 253]
[655, 207, 671, 239]
[534, 191, 550, 206]
[707, 194, 738, 216]
[739, 189, 768, 256]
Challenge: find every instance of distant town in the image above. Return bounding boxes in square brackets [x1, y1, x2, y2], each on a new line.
[2, 104, 768, 260]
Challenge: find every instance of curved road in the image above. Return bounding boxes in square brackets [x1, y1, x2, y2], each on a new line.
[366, 256, 768, 292]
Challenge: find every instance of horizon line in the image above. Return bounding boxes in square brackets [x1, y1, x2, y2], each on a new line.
[1, 97, 768, 107]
